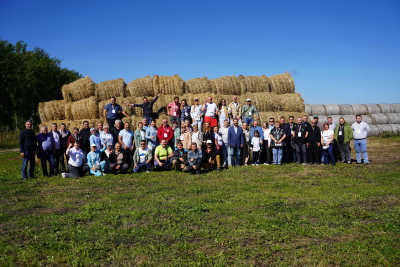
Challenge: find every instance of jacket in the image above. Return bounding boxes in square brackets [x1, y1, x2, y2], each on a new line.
[191, 131, 203, 148]
[171, 149, 188, 163]
[250, 125, 264, 140]
[180, 105, 191, 121]
[79, 128, 91, 151]
[187, 149, 202, 166]
[109, 149, 129, 166]
[228, 102, 242, 119]
[157, 125, 174, 143]
[203, 129, 214, 145]
[334, 121, 353, 143]
[19, 129, 37, 153]
[270, 128, 286, 147]
[134, 129, 146, 149]
[180, 130, 192, 150]
[133, 96, 159, 117]
[111, 127, 122, 144]
[59, 129, 71, 150]
[308, 126, 321, 144]
[282, 123, 293, 142]
[87, 146, 106, 168]
[67, 134, 81, 148]
[202, 146, 219, 161]
[294, 123, 308, 143]
[133, 148, 153, 166]
[190, 105, 203, 121]
[241, 105, 259, 120]
[227, 126, 244, 148]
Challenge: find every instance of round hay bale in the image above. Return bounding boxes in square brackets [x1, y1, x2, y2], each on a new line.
[186, 77, 212, 94]
[365, 104, 381, 114]
[95, 78, 126, 101]
[239, 76, 271, 94]
[369, 124, 380, 136]
[64, 103, 73, 120]
[329, 115, 342, 126]
[339, 105, 354, 115]
[351, 104, 368, 115]
[310, 105, 326, 116]
[305, 104, 312, 115]
[315, 115, 328, 123]
[275, 93, 305, 113]
[384, 113, 400, 124]
[62, 76, 95, 102]
[377, 124, 393, 134]
[361, 115, 373, 125]
[152, 75, 160, 96]
[269, 72, 294, 95]
[284, 72, 295, 93]
[370, 113, 388, 124]
[390, 104, 400, 113]
[377, 104, 394, 113]
[38, 102, 47, 123]
[71, 97, 98, 120]
[390, 124, 400, 133]
[324, 104, 341, 115]
[126, 75, 153, 97]
[260, 75, 272, 93]
[343, 115, 357, 125]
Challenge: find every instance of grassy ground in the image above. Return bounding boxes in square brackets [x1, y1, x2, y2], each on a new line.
[0, 137, 399, 266]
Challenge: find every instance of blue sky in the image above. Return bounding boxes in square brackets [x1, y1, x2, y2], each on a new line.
[1, 0, 399, 104]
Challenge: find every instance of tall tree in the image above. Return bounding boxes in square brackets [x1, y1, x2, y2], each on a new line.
[0, 40, 82, 130]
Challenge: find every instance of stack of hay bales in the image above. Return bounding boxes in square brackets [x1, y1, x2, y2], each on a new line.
[306, 103, 400, 136]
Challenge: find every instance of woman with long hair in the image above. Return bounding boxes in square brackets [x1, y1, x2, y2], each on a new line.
[218, 99, 229, 127]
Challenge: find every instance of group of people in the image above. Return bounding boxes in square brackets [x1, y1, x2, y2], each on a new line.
[19, 94, 371, 180]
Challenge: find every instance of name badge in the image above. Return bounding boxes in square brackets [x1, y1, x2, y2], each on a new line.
[180, 136, 184, 140]
[356, 129, 361, 134]
[298, 132, 301, 137]
[249, 112, 252, 116]
[164, 133, 168, 138]
[275, 143, 282, 146]
[173, 112, 176, 116]
[246, 137, 249, 142]
[339, 131, 342, 136]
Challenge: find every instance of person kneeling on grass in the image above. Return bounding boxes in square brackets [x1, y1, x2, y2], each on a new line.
[108, 142, 130, 175]
[184, 142, 203, 175]
[202, 139, 221, 172]
[62, 141, 89, 178]
[172, 141, 188, 171]
[154, 139, 173, 171]
[87, 140, 107, 176]
[133, 140, 153, 173]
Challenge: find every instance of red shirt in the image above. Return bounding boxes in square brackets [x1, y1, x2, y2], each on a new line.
[168, 102, 181, 117]
[157, 125, 173, 143]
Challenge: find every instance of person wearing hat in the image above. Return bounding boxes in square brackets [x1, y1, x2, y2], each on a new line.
[202, 96, 218, 128]
[228, 95, 242, 127]
[313, 115, 324, 131]
[202, 139, 221, 172]
[191, 98, 203, 131]
[241, 99, 259, 127]
[87, 139, 107, 176]
[124, 89, 162, 124]
[89, 128, 102, 151]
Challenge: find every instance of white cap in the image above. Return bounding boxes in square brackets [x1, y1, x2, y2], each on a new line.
[91, 143, 97, 147]
[206, 140, 212, 144]
[246, 98, 251, 102]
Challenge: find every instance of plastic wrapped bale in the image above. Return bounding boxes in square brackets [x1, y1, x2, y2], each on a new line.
[369, 125, 380, 136]
[370, 113, 388, 124]
[275, 93, 305, 113]
[390, 104, 400, 113]
[62, 76, 95, 102]
[361, 115, 373, 125]
[71, 97, 98, 120]
[126, 75, 153, 97]
[384, 113, 400, 124]
[390, 124, 400, 134]
[324, 104, 341, 115]
[365, 104, 381, 114]
[95, 78, 125, 101]
[310, 105, 326, 116]
[377, 104, 394, 113]
[343, 115, 357, 125]
[350, 104, 368, 115]
[339, 105, 354, 115]
[377, 124, 393, 134]
[305, 104, 312, 115]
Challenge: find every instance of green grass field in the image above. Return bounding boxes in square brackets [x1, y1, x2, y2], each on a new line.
[1, 137, 399, 266]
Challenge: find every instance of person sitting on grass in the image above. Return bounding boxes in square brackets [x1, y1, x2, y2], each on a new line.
[184, 142, 203, 175]
[87, 140, 107, 176]
[172, 141, 188, 171]
[133, 140, 153, 173]
[154, 139, 173, 171]
[202, 139, 221, 172]
[108, 142, 130, 175]
[62, 141, 89, 178]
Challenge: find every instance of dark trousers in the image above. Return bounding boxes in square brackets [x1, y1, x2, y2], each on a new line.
[295, 142, 307, 163]
[338, 142, 351, 162]
[21, 150, 36, 179]
[170, 116, 181, 129]
[283, 140, 293, 163]
[262, 141, 271, 164]
[154, 158, 172, 171]
[133, 163, 151, 173]
[184, 159, 203, 173]
[109, 163, 129, 174]
[59, 149, 69, 173]
[308, 143, 320, 164]
[252, 151, 260, 164]
[322, 143, 335, 165]
[54, 149, 63, 175]
[107, 118, 116, 129]
[40, 150, 55, 176]
[67, 163, 89, 177]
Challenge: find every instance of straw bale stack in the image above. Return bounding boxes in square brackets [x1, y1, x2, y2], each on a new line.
[158, 75, 186, 95]
[97, 97, 135, 118]
[209, 76, 240, 95]
[126, 75, 153, 97]
[269, 72, 295, 95]
[258, 112, 306, 124]
[38, 102, 47, 123]
[152, 75, 160, 96]
[64, 103, 73, 120]
[186, 77, 212, 94]
[275, 93, 305, 113]
[44, 100, 66, 121]
[95, 78, 126, 101]
[71, 97, 98, 120]
[62, 76, 95, 102]
[240, 76, 271, 95]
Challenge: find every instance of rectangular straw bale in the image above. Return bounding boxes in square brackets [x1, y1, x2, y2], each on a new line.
[38, 102, 47, 123]
[64, 102, 73, 120]
[71, 97, 98, 120]
[62, 76, 95, 102]
[43, 100, 66, 121]
[126, 75, 154, 97]
[275, 93, 305, 113]
[95, 78, 126, 101]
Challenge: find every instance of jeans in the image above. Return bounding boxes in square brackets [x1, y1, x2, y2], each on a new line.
[154, 158, 172, 171]
[170, 116, 180, 129]
[322, 143, 335, 165]
[244, 118, 253, 127]
[133, 162, 151, 173]
[143, 116, 152, 125]
[229, 146, 241, 166]
[219, 115, 227, 128]
[354, 139, 369, 164]
[295, 142, 307, 164]
[40, 150, 55, 176]
[21, 150, 36, 179]
[89, 161, 106, 176]
[193, 118, 203, 132]
[222, 143, 230, 166]
[184, 159, 203, 173]
[338, 142, 351, 162]
[272, 147, 283, 165]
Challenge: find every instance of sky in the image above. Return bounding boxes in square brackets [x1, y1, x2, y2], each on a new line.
[1, 0, 399, 105]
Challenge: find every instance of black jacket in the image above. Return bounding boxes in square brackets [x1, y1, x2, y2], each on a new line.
[202, 146, 219, 161]
[59, 130, 71, 150]
[307, 126, 321, 144]
[111, 127, 122, 144]
[171, 149, 188, 164]
[79, 128, 91, 150]
[203, 130, 214, 145]
[294, 124, 308, 144]
[19, 129, 37, 153]
[109, 149, 129, 166]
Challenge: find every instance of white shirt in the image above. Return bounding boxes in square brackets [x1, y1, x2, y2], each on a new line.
[204, 102, 217, 117]
[234, 126, 237, 134]
[140, 131, 145, 140]
[329, 123, 336, 131]
[220, 108, 226, 118]
[100, 132, 114, 146]
[214, 132, 223, 146]
[321, 129, 334, 145]
[219, 127, 229, 144]
[68, 147, 84, 167]
[352, 121, 370, 139]
[192, 131, 200, 146]
[263, 128, 271, 142]
[251, 137, 261, 152]
[52, 131, 60, 149]
[138, 148, 148, 164]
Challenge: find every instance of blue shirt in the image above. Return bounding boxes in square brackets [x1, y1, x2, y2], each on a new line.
[90, 134, 102, 150]
[36, 132, 55, 151]
[181, 105, 191, 121]
[145, 126, 158, 148]
[187, 149, 202, 166]
[250, 125, 264, 140]
[143, 125, 148, 132]
[104, 103, 123, 119]
[119, 129, 134, 148]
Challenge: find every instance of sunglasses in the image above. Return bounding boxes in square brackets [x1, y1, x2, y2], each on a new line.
[269, 121, 274, 122]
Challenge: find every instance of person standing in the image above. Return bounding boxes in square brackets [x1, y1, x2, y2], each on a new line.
[250, 120, 264, 145]
[100, 125, 114, 149]
[51, 123, 62, 176]
[270, 121, 286, 165]
[241, 122, 251, 165]
[89, 128, 102, 150]
[307, 120, 321, 165]
[286, 116, 296, 163]
[62, 141, 89, 178]
[202, 122, 214, 147]
[154, 139, 173, 171]
[145, 119, 158, 150]
[191, 125, 203, 151]
[227, 118, 244, 167]
[36, 126, 56, 177]
[191, 98, 203, 131]
[79, 121, 91, 158]
[87, 142, 107, 176]
[134, 122, 146, 150]
[172, 141, 188, 171]
[103, 97, 130, 129]
[321, 123, 335, 165]
[313, 115, 324, 131]
[180, 125, 192, 151]
[218, 99, 229, 127]
[251, 130, 262, 166]
[335, 117, 353, 164]
[19, 120, 37, 181]
[218, 120, 230, 167]
[124, 90, 162, 124]
[142, 118, 148, 132]
[96, 122, 105, 137]
[58, 123, 70, 174]
[293, 117, 309, 165]
[67, 127, 81, 148]
[241, 99, 259, 127]
[213, 126, 223, 152]
[352, 115, 370, 165]
[168, 96, 181, 129]
[228, 95, 242, 126]
[262, 121, 272, 165]
[202, 96, 218, 128]
[108, 142, 130, 174]
[202, 140, 221, 172]
[327, 117, 336, 131]
[180, 99, 191, 127]
[157, 119, 174, 149]
[184, 142, 203, 175]
[111, 120, 123, 144]
[118, 122, 135, 166]
[183, 119, 193, 133]
[172, 121, 180, 150]
[133, 140, 153, 173]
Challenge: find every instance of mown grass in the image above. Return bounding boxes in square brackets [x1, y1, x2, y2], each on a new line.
[0, 137, 399, 266]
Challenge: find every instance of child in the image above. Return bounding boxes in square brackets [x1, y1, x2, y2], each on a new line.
[251, 130, 262, 166]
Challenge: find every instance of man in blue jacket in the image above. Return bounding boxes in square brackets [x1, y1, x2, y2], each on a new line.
[19, 120, 37, 181]
[250, 120, 264, 142]
[227, 118, 244, 167]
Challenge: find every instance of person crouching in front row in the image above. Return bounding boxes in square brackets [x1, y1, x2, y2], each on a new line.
[154, 139, 173, 171]
[184, 142, 203, 175]
[202, 139, 221, 172]
[108, 142, 130, 174]
[133, 140, 153, 173]
[87, 139, 107, 176]
[172, 141, 188, 171]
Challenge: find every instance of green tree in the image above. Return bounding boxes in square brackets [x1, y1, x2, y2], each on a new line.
[0, 40, 82, 130]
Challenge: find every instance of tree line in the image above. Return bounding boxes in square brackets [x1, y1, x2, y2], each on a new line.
[0, 40, 82, 131]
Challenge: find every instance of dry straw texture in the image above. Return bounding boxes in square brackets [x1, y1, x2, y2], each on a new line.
[209, 76, 241, 95]
[95, 78, 126, 101]
[44, 100, 66, 121]
[239, 76, 271, 95]
[62, 76, 95, 102]
[126, 75, 154, 97]
[38, 102, 47, 123]
[64, 103, 73, 120]
[97, 97, 136, 118]
[152, 75, 160, 96]
[158, 75, 186, 95]
[71, 97, 98, 120]
[186, 77, 212, 94]
[276, 93, 305, 113]
[269, 72, 295, 95]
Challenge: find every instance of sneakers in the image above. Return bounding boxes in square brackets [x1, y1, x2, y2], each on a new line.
[102, 172, 106, 176]
[222, 164, 226, 168]
[61, 173, 67, 178]
[217, 168, 221, 172]
[255, 164, 259, 166]
[22, 178, 28, 181]
[347, 161, 352, 164]
[297, 162, 300, 165]
[303, 163, 307, 165]
[341, 160, 346, 163]
[146, 170, 150, 173]
[252, 164, 255, 166]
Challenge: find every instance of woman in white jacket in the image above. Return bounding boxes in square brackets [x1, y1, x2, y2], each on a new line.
[262, 122, 272, 165]
[191, 98, 203, 131]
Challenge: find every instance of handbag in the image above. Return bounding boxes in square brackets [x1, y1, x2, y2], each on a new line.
[90, 152, 101, 170]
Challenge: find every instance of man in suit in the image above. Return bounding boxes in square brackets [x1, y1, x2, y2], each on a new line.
[227, 118, 244, 167]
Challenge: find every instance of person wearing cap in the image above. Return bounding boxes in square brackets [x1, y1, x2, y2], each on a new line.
[104, 97, 130, 129]
[168, 96, 181, 129]
[89, 127, 102, 151]
[227, 118, 244, 167]
[154, 139, 173, 171]
[228, 95, 242, 126]
[87, 139, 107, 176]
[133, 140, 153, 173]
[184, 142, 203, 175]
[241, 99, 259, 127]
[294, 117, 308, 164]
[202, 96, 218, 128]
[313, 115, 324, 131]
[307, 119, 321, 165]
[118, 122, 135, 166]
[351, 115, 370, 165]
[335, 117, 353, 164]
[191, 98, 203, 131]
[124, 89, 162, 124]
[202, 139, 221, 172]
[172, 141, 188, 171]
